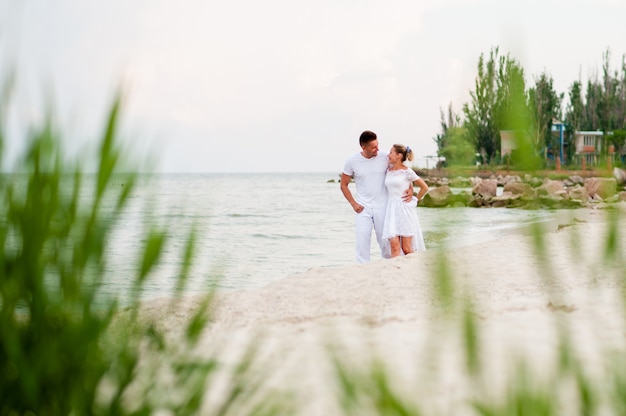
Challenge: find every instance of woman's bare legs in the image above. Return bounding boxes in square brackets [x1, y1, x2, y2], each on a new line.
[401, 236, 413, 255]
[389, 236, 402, 257]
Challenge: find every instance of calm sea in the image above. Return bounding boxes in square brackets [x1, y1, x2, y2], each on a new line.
[102, 173, 556, 301]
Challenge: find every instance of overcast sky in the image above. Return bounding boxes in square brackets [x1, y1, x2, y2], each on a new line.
[2, 0, 625, 173]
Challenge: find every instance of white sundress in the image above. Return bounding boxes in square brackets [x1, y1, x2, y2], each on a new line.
[382, 168, 426, 252]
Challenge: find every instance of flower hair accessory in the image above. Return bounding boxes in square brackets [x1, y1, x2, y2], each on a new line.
[406, 146, 411, 154]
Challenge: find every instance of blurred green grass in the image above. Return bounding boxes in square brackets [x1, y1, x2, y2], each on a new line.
[0, 74, 292, 415]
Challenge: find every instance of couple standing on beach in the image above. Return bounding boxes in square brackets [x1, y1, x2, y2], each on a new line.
[340, 130, 429, 263]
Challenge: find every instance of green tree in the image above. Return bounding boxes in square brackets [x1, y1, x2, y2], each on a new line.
[528, 72, 563, 159]
[565, 80, 584, 131]
[438, 126, 474, 166]
[599, 48, 620, 133]
[463, 47, 532, 165]
[495, 56, 534, 168]
[495, 56, 530, 132]
[580, 49, 626, 157]
[463, 48, 500, 164]
[583, 78, 602, 131]
[433, 102, 461, 155]
[617, 54, 626, 129]
[598, 49, 626, 158]
[564, 80, 584, 163]
[608, 129, 626, 161]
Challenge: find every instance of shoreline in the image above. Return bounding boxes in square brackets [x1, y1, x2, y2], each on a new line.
[206, 206, 615, 322]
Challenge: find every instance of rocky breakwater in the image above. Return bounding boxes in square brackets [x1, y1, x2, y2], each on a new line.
[420, 172, 626, 209]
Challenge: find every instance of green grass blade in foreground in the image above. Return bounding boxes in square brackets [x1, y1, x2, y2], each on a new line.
[96, 94, 123, 201]
[330, 349, 422, 416]
[137, 226, 167, 285]
[0, 102, 127, 414]
[472, 360, 557, 416]
[602, 207, 620, 262]
[461, 299, 481, 377]
[432, 246, 455, 312]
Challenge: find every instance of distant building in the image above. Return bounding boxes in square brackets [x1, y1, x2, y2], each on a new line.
[573, 130, 607, 165]
[499, 126, 617, 166]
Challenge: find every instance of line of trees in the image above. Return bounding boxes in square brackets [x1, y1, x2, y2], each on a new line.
[434, 47, 626, 168]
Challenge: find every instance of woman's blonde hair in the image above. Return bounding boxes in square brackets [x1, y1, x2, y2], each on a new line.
[392, 144, 414, 162]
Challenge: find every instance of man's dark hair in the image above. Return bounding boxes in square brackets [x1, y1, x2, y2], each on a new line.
[359, 130, 377, 146]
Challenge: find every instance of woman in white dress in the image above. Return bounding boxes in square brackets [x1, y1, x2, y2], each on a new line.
[382, 144, 429, 257]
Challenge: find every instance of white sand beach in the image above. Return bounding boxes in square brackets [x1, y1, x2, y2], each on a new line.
[140, 206, 626, 415]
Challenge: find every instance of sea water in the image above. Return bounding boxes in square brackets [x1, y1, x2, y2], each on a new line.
[101, 172, 556, 301]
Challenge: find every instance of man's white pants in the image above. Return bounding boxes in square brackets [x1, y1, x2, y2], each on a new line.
[355, 206, 389, 264]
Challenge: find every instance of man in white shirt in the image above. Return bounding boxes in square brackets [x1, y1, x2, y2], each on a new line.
[340, 130, 412, 263]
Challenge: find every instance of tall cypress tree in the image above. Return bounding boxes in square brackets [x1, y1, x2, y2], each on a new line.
[463, 48, 500, 164]
[528, 72, 563, 158]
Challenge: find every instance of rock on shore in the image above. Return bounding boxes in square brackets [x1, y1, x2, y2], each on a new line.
[420, 173, 626, 208]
